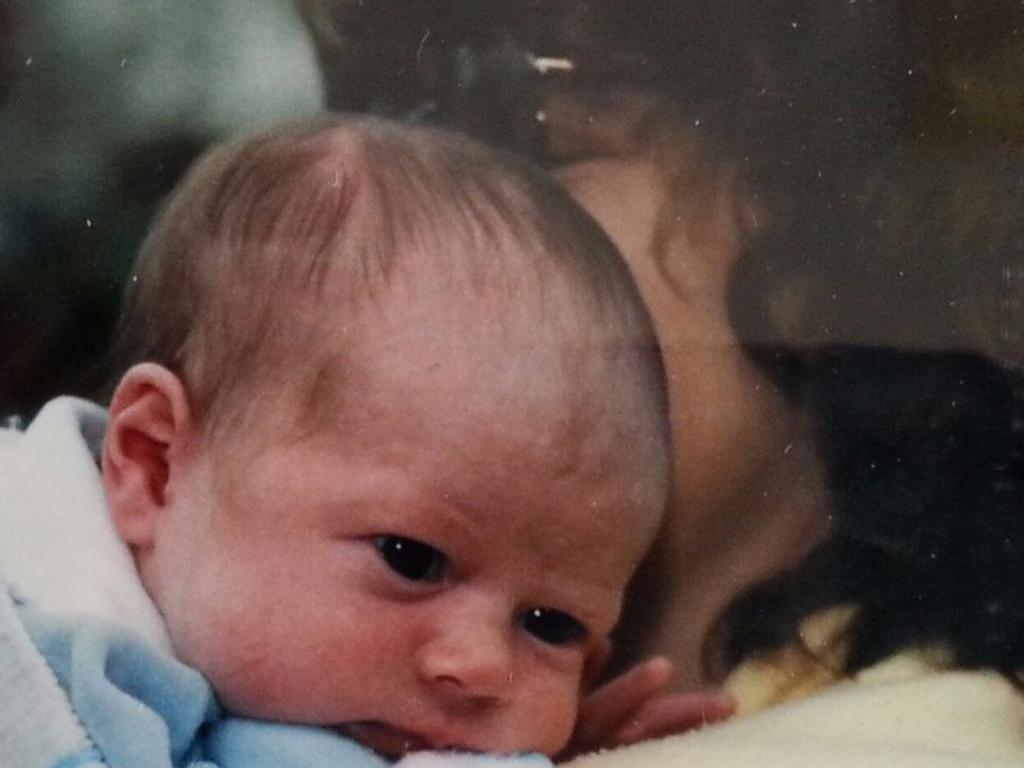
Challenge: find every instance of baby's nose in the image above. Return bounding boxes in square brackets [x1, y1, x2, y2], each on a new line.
[416, 616, 514, 705]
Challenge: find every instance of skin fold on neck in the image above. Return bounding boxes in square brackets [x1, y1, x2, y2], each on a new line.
[626, 418, 832, 688]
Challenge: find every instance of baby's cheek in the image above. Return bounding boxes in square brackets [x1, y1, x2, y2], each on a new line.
[206, 634, 325, 719]
[520, 680, 581, 755]
[184, 628, 275, 714]
[175, 603, 298, 717]
[539, 706, 579, 755]
[212, 652, 289, 715]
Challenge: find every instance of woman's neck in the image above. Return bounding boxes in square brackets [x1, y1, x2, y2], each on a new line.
[617, 406, 833, 690]
[559, 155, 833, 688]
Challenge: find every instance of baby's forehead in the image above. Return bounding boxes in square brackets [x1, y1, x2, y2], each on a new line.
[340, 262, 647, 390]
[318, 279, 666, 474]
[234, 242, 633, 440]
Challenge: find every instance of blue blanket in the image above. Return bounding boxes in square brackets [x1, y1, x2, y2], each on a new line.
[2, 583, 548, 768]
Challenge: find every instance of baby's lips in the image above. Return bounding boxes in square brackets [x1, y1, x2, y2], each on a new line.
[339, 720, 432, 759]
[340, 720, 488, 760]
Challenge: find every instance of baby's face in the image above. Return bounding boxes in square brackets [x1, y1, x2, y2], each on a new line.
[139, 286, 666, 758]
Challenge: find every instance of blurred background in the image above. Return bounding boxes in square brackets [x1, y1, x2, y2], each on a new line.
[2, 1, 1024, 418]
[0, 0, 322, 417]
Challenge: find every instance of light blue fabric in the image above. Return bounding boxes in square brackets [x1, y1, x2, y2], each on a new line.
[205, 719, 389, 768]
[11, 588, 552, 768]
[16, 599, 395, 768]
[18, 601, 219, 768]
[0, 582, 103, 768]
[49, 749, 106, 768]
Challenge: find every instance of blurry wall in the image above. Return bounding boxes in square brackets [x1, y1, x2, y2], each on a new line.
[0, 0, 323, 417]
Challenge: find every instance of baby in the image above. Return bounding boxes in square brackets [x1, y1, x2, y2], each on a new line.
[0, 117, 722, 768]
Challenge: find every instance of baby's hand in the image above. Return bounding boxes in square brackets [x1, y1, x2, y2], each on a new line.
[563, 657, 734, 759]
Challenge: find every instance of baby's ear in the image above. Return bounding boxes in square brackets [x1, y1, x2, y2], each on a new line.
[102, 363, 195, 547]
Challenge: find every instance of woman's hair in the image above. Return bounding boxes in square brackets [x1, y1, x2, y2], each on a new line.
[300, 1, 1024, 355]
[716, 347, 1024, 683]
[300, 0, 906, 171]
[298, 0, 930, 358]
[301, 1, 1024, 680]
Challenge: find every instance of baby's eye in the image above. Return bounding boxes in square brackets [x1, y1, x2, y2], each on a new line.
[521, 607, 587, 646]
[374, 535, 446, 583]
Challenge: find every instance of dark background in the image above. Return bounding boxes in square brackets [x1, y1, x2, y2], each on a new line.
[0, 0, 322, 417]
[2, 0, 1023, 418]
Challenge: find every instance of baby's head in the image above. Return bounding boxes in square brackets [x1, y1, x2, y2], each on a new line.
[101, 116, 669, 758]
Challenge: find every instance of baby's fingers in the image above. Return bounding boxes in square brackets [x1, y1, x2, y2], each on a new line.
[614, 690, 735, 746]
[573, 657, 674, 749]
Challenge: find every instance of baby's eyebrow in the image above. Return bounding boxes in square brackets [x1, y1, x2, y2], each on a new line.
[532, 579, 623, 634]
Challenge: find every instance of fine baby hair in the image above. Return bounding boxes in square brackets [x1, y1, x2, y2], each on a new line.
[112, 115, 666, 443]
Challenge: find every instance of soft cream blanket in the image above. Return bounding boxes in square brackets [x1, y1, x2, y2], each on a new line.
[571, 659, 1024, 767]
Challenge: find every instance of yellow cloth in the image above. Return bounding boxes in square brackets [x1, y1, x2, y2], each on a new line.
[723, 604, 857, 715]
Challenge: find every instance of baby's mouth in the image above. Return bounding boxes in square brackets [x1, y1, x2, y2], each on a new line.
[338, 720, 437, 759]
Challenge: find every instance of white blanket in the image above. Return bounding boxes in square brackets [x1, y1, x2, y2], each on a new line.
[0, 397, 172, 652]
